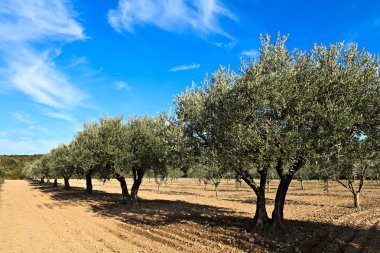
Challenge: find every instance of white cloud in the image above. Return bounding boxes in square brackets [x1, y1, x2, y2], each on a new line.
[113, 81, 131, 90]
[242, 49, 260, 58]
[7, 48, 86, 108]
[108, 0, 236, 38]
[45, 112, 75, 123]
[13, 112, 35, 125]
[170, 63, 200, 72]
[214, 40, 237, 48]
[0, 0, 86, 109]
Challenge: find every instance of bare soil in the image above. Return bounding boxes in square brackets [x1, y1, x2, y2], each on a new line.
[0, 179, 379, 253]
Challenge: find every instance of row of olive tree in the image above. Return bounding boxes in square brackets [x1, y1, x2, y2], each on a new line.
[25, 115, 181, 203]
[174, 34, 380, 232]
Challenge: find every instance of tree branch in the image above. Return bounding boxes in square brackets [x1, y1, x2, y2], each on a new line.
[336, 179, 354, 194]
[275, 158, 285, 180]
[241, 170, 259, 195]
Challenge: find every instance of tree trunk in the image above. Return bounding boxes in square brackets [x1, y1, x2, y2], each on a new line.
[324, 179, 329, 192]
[40, 177, 44, 183]
[53, 178, 58, 187]
[115, 173, 130, 203]
[300, 179, 304, 190]
[266, 180, 270, 193]
[271, 176, 292, 233]
[353, 192, 360, 209]
[85, 170, 93, 194]
[241, 170, 271, 232]
[254, 171, 270, 231]
[214, 184, 218, 197]
[63, 176, 71, 190]
[131, 168, 144, 201]
[131, 177, 143, 200]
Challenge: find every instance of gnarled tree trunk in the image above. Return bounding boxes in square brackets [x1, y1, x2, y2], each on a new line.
[270, 157, 303, 233]
[53, 178, 58, 187]
[115, 173, 130, 203]
[241, 169, 270, 231]
[271, 176, 292, 233]
[85, 170, 93, 194]
[131, 168, 144, 200]
[63, 176, 71, 190]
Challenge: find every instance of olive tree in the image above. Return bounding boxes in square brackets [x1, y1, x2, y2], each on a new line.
[71, 121, 102, 194]
[97, 116, 131, 202]
[175, 34, 380, 233]
[116, 115, 168, 201]
[49, 144, 78, 190]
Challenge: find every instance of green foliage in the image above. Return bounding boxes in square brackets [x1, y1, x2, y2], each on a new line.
[71, 120, 103, 178]
[117, 115, 168, 178]
[48, 144, 77, 179]
[176, 33, 380, 181]
[0, 155, 42, 179]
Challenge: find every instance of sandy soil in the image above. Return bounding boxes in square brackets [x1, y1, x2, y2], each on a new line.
[0, 178, 379, 253]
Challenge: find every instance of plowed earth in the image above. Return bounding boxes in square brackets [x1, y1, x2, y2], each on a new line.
[0, 179, 379, 253]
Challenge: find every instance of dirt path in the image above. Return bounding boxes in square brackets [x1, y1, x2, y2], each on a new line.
[0, 180, 245, 253]
[0, 180, 188, 253]
[0, 180, 379, 253]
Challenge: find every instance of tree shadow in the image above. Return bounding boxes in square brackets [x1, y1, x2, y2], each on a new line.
[288, 192, 344, 198]
[141, 188, 202, 197]
[29, 181, 380, 253]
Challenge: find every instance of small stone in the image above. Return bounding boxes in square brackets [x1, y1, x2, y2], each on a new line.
[249, 238, 255, 243]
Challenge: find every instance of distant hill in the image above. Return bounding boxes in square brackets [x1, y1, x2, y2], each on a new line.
[0, 155, 43, 179]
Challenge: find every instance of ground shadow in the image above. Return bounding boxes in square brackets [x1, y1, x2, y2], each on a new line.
[29, 181, 380, 253]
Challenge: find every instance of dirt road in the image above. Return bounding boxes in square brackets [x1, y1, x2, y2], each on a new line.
[0, 180, 143, 252]
[0, 180, 244, 253]
[0, 179, 379, 253]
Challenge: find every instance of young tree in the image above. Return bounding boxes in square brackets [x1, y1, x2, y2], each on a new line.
[154, 171, 168, 191]
[167, 168, 182, 184]
[334, 138, 379, 209]
[295, 165, 312, 190]
[200, 151, 224, 197]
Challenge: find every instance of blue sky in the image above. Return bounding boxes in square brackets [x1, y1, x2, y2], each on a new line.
[0, 0, 379, 154]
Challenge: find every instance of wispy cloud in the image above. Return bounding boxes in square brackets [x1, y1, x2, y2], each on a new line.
[13, 112, 35, 125]
[242, 49, 260, 58]
[0, 0, 86, 109]
[45, 112, 75, 123]
[170, 63, 200, 72]
[214, 40, 237, 48]
[108, 0, 237, 39]
[68, 56, 88, 68]
[113, 81, 131, 91]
